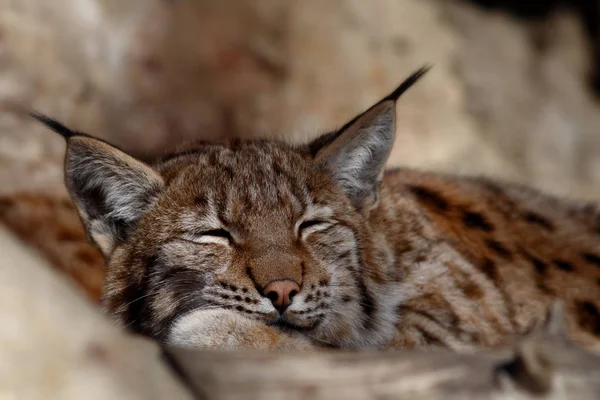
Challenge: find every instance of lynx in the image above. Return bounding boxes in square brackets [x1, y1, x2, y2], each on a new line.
[31, 67, 600, 351]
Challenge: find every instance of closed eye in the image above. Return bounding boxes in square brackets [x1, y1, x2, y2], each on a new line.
[298, 219, 334, 237]
[181, 228, 234, 245]
[299, 220, 325, 230]
[201, 229, 233, 240]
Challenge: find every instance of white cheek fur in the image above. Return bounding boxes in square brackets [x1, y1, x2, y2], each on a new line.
[168, 309, 238, 348]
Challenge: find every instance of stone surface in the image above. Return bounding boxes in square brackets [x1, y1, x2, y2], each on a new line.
[0, 193, 105, 302]
[0, 225, 192, 399]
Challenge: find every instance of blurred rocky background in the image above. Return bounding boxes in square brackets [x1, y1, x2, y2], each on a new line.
[1, 0, 600, 300]
[3, 0, 600, 199]
[1, 0, 600, 396]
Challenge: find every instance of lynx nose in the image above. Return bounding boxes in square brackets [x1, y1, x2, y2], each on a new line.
[263, 280, 300, 313]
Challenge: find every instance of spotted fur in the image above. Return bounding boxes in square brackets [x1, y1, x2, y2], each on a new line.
[30, 67, 600, 351]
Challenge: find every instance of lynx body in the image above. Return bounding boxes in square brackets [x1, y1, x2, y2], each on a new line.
[31, 68, 600, 351]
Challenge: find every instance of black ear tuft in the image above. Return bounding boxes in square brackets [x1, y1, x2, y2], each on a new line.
[334, 65, 431, 136]
[29, 112, 80, 139]
[383, 64, 431, 103]
[310, 65, 431, 157]
[309, 66, 431, 212]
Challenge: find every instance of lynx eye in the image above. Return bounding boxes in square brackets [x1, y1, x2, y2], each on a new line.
[181, 228, 234, 245]
[201, 229, 233, 240]
[298, 219, 334, 237]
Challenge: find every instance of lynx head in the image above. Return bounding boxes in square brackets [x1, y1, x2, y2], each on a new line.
[32, 67, 429, 348]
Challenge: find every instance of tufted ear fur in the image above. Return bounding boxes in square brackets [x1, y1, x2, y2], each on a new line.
[310, 66, 430, 212]
[30, 114, 164, 256]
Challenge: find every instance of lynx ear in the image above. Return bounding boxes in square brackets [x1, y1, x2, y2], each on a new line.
[310, 66, 430, 211]
[30, 114, 164, 256]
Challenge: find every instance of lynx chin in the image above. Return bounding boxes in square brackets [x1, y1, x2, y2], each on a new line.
[32, 66, 600, 351]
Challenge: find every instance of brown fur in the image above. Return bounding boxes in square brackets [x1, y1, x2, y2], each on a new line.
[27, 67, 600, 351]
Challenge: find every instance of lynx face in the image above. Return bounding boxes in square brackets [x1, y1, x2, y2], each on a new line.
[105, 140, 371, 346]
[33, 68, 430, 348]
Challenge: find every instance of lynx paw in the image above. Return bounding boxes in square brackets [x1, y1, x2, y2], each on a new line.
[167, 309, 312, 351]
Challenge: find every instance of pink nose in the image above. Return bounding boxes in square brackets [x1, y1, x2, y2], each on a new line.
[262, 280, 300, 313]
